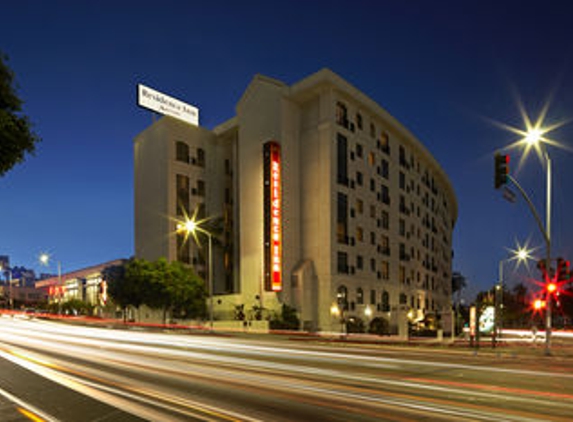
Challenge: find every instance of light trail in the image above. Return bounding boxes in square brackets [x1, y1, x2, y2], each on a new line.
[1, 318, 573, 421]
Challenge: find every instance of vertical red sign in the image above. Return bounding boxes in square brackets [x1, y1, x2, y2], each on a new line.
[263, 141, 282, 292]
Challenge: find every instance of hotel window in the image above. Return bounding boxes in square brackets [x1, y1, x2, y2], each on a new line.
[337, 133, 348, 185]
[337, 285, 349, 309]
[381, 185, 390, 205]
[382, 291, 390, 311]
[356, 143, 363, 158]
[175, 141, 189, 163]
[197, 148, 206, 167]
[399, 219, 405, 236]
[399, 172, 406, 190]
[356, 171, 363, 186]
[337, 252, 349, 274]
[370, 289, 376, 305]
[176, 232, 190, 264]
[356, 227, 363, 242]
[176, 174, 190, 217]
[356, 198, 363, 214]
[370, 231, 376, 245]
[337, 192, 348, 244]
[381, 261, 389, 279]
[381, 159, 389, 180]
[370, 122, 376, 138]
[356, 113, 363, 130]
[368, 152, 375, 166]
[356, 255, 363, 270]
[399, 293, 407, 305]
[399, 265, 406, 283]
[370, 204, 376, 218]
[381, 235, 390, 255]
[356, 288, 364, 304]
[370, 258, 376, 272]
[336, 102, 348, 126]
[197, 180, 205, 197]
[380, 132, 390, 154]
[381, 210, 389, 230]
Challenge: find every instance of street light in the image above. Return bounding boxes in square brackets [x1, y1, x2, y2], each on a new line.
[39, 253, 63, 309]
[176, 218, 214, 332]
[496, 242, 534, 343]
[519, 127, 553, 356]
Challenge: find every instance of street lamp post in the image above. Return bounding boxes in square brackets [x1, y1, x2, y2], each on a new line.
[505, 129, 553, 355]
[39, 253, 63, 310]
[177, 219, 214, 332]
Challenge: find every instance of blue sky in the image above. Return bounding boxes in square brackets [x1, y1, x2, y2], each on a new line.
[1, 0, 573, 299]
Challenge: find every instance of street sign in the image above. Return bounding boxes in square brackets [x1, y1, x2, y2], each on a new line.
[503, 187, 516, 203]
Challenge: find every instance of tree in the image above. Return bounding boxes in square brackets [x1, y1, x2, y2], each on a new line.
[0, 53, 40, 176]
[104, 260, 145, 322]
[104, 258, 207, 324]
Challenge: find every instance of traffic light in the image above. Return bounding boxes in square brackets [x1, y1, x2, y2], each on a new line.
[494, 153, 510, 189]
[537, 259, 548, 281]
[556, 257, 571, 281]
[547, 282, 558, 295]
[533, 298, 546, 310]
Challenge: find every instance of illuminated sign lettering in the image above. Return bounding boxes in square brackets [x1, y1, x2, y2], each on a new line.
[263, 141, 282, 291]
[137, 84, 199, 126]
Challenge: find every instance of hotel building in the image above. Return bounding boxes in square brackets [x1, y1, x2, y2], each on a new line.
[134, 69, 457, 332]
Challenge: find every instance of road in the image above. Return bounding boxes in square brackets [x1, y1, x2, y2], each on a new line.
[0, 316, 573, 421]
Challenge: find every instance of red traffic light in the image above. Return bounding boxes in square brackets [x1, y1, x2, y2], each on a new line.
[494, 153, 510, 189]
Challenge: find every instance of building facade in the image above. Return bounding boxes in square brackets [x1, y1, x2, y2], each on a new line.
[134, 69, 457, 332]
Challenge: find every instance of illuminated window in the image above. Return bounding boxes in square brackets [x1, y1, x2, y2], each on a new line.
[381, 261, 389, 280]
[368, 152, 375, 166]
[356, 227, 363, 242]
[380, 132, 390, 154]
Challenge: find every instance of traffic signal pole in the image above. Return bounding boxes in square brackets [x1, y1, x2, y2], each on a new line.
[504, 165, 552, 355]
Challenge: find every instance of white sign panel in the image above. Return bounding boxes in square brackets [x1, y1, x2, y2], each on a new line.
[137, 84, 199, 126]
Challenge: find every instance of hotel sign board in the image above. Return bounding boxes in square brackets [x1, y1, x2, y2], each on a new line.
[263, 141, 282, 292]
[137, 84, 199, 126]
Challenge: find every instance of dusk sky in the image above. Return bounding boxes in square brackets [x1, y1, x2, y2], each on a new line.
[1, 1, 573, 299]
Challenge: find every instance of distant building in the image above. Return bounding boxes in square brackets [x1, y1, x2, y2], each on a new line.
[35, 259, 126, 309]
[134, 69, 458, 332]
